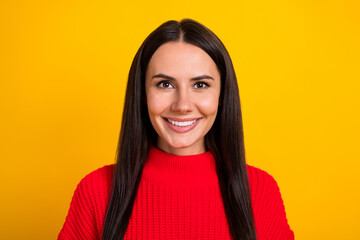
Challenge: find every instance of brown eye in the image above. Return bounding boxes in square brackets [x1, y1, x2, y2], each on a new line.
[157, 81, 174, 89]
[194, 82, 209, 89]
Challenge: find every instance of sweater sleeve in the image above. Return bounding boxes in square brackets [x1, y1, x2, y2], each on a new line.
[247, 165, 294, 240]
[58, 165, 113, 240]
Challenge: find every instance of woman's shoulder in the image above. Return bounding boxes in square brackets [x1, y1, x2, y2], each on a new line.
[246, 165, 294, 239]
[246, 164, 285, 211]
[246, 164, 278, 187]
[69, 164, 115, 209]
[64, 164, 115, 206]
[78, 164, 115, 188]
[81, 164, 115, 181]
[58, 165, 115, 239]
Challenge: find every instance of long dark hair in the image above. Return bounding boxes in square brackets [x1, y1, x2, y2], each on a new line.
[102, 19, 257, 240]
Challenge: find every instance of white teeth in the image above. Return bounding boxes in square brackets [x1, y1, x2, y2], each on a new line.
[167, 119, 198, 127]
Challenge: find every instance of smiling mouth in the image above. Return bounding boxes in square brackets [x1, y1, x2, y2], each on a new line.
[163, 117, 201, 127]
[167, 119, 197, 127]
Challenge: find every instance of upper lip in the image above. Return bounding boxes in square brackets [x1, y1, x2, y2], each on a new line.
[163, 117, 202, 122]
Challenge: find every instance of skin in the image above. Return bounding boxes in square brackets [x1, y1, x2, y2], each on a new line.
[145, 41, 221, 156]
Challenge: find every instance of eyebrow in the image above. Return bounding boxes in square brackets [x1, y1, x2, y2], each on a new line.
[152, 73, 214, 81]
[152, 73, 175, 80]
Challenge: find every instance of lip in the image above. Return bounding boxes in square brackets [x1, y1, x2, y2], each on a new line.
[162, 117, 202, 133]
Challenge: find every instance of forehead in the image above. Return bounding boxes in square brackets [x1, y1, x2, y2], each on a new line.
[146, 41, 219, 77]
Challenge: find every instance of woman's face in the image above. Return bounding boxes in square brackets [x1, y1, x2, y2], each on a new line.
[145, 41, 221, 155]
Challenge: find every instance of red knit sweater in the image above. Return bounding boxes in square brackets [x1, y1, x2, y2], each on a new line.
[58, 146, 294, 239]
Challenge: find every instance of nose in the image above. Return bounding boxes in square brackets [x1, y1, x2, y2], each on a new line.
[171, 88, 193, 113]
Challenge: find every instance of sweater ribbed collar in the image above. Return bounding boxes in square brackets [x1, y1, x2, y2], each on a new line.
[141, 146, 218, 187]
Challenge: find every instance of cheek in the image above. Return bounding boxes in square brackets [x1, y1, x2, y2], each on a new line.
[198, 94, 219, 116]
[147, 94, 168, 117]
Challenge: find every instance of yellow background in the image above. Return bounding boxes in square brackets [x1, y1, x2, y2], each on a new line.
[1, 0, 359, 239]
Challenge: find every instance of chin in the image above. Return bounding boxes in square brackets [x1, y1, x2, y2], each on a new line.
[169, 141, 194, 149]
[169, 138, 203, 150]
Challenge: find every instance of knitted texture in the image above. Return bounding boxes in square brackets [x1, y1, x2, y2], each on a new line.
[58, 146, 294, 239]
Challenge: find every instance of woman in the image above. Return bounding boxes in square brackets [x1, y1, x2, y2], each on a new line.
[58, 19, 294, 240]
